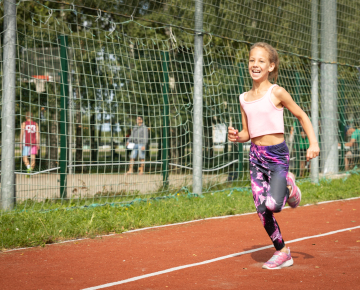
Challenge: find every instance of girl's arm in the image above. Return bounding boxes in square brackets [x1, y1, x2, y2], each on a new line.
[126, 129, 134, 145]
[36, 123, 40, 150]
[345, 138, 355, 148]
[228, 105, 250, 143]
[273, 86, 320, 161]
[19, 122, 25, 150]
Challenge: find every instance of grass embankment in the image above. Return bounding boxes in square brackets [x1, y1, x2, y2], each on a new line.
[1, 174, 360, 250]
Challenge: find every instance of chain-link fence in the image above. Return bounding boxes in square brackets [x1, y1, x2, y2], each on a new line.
[1, 0, 359, 212]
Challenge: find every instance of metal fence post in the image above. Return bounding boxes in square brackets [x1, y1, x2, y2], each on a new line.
[293, 72, 301, 177]
[59, 35, 69, 198]
[311, 0, 320, 183]
[193, 0, 204, 195]
[1, 0, 17, 210]
[68, 48, 73, 175]
[161, 51, 170, 187]
[237, 63, 245, 176]
[338, 79, 346, 171]
[321, 0, 338, 175]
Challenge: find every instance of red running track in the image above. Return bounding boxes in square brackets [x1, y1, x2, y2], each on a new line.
[1, 198, 360, 290]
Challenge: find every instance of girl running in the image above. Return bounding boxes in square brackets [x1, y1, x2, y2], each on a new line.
[228, 42, 320, 269]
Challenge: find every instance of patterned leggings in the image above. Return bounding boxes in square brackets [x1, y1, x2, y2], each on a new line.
[249, 141, 290, 251]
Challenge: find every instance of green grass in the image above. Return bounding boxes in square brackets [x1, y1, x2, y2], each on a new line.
[1, 173, 360, 250]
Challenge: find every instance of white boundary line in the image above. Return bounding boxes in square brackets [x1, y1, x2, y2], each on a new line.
[82, 225, 360, 290]
[2, 196, 360, 253]
[67, 159, 240, 172]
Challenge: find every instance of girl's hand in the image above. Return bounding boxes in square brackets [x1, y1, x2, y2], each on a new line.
[228, 127, 239, 142]
[307, 143, 320, 161]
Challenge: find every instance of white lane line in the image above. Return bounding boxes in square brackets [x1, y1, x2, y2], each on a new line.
[3, 196, 360, 253]
[126, 212, 256, 234]
[105, 196, 360, 234]
[317, 196, 360, 204]
[82, 225, 360, 290]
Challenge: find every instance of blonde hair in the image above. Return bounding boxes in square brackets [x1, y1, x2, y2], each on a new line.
[250, 42, 279, 83]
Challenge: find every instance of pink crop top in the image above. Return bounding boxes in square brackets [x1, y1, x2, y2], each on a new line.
[239, 84, 284, 138]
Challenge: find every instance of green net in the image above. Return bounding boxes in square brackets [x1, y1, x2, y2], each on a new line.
[0, 0, 360, 213]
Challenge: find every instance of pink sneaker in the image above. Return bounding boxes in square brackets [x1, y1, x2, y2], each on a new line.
[262, 248, 293, 269]
[287, 172, 301, 208]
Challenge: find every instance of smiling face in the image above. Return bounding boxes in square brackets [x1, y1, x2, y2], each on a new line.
[248, 47, 275, 82]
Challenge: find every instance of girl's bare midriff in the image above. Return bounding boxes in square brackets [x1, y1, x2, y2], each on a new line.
[251, 133, 284, 146]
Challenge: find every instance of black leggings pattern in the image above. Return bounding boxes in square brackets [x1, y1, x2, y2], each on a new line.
[249, 141, 290, 251]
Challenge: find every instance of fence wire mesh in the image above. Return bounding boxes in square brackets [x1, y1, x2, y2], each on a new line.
[0, 0, 360, 213]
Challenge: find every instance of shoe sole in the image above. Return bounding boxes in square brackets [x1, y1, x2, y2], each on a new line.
[288, 186, 301, 208]
[287, 172, 301, 208]
[262, 258, 294, 270]
[287, 172, 296, 192]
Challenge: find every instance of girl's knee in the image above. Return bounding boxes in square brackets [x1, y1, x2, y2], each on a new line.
[256, 205, 267, 226]
[256, 203, 267, 215]
[265, 196, 284, 213]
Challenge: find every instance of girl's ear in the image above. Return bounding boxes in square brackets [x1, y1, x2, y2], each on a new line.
[269, 62, 275, 72]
